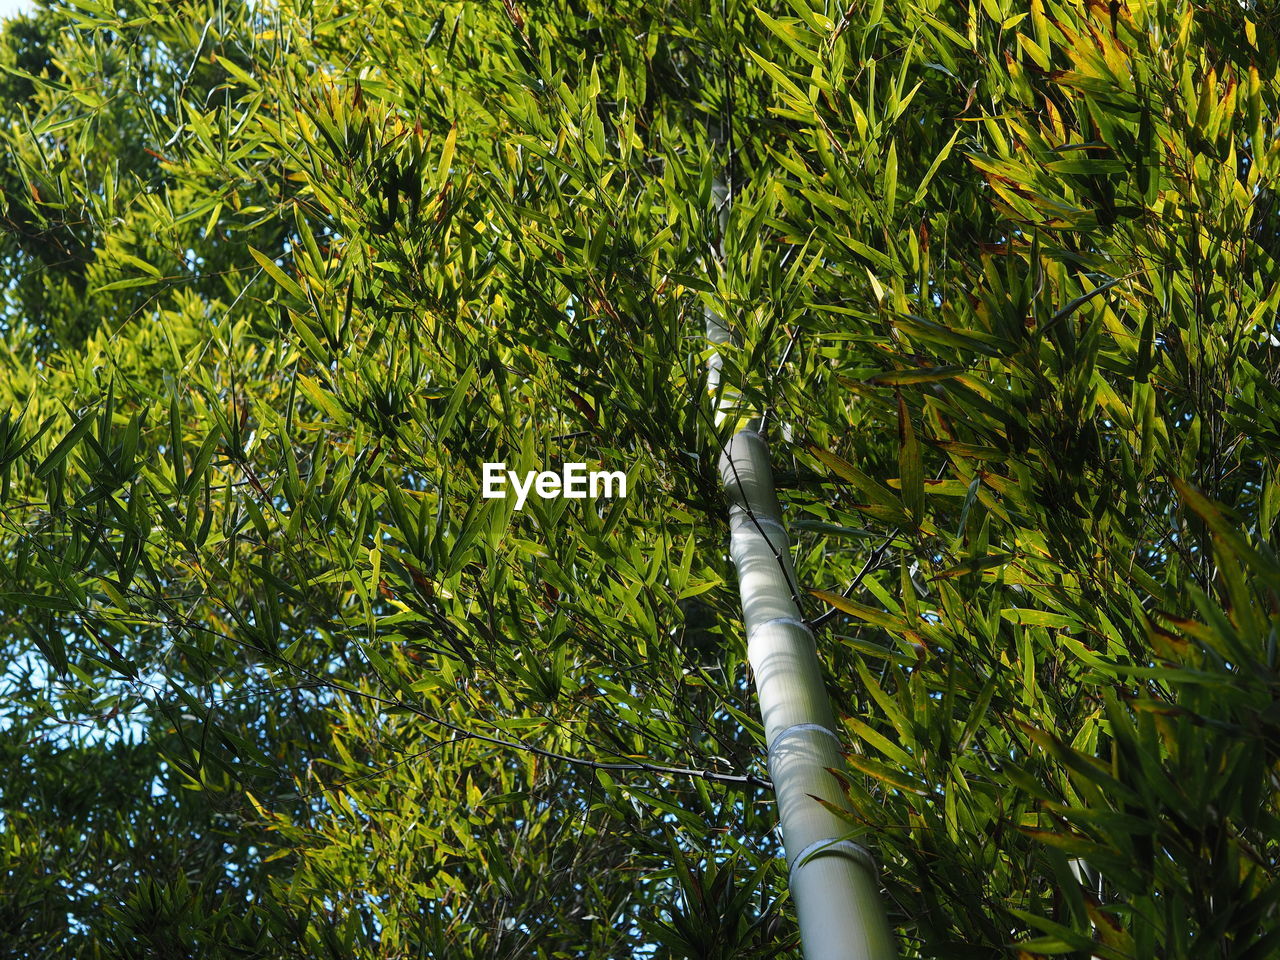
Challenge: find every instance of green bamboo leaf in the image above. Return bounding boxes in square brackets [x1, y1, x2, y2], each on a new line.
[897, 392, 923, 522]
[745, 48, 807, 104]
[844, 754, 928, 795]
[211, 51, 259, 89]
[437, 366, 476, 438]
[436, 123, 457, 186]
[249, 246, 307, 301]
[805, 444, 901, 508]
[1000, 608, 1078, 629]
[810, 588, 901, 630]
[2, 591, 80, 611]
[92, 276, 161, 294]
[883, 140, 898, 214]
[34, 410, 95, 479]
[868, 366, 965, 385]
[931, 552, 1014, 579]
[1174, 477, 1277, 584]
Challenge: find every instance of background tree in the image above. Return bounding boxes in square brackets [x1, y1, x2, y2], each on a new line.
[2, 0, 1279, 957]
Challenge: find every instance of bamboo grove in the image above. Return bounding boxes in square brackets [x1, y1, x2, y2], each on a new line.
[1, 0, 1279, 956]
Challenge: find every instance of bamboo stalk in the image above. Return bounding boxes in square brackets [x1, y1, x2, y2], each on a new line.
[706, 179, 896, 959]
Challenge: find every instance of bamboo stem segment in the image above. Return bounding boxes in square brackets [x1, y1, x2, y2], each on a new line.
[720, 427, 896, 960]
[705, 171, 894, 958]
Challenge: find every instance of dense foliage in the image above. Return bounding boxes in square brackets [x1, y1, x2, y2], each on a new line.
[2, 0, 1279, 956]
